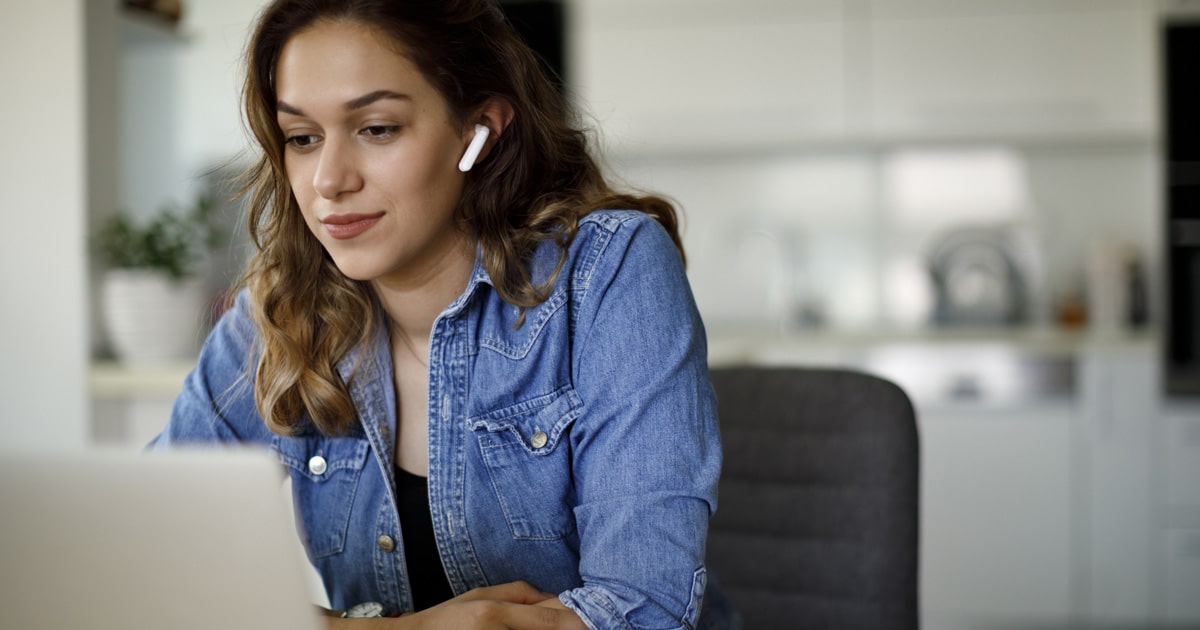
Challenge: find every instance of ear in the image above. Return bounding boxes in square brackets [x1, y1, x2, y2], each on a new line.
[465, 97, 515, 163]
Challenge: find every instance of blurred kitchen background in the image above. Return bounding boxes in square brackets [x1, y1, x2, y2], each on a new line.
[2, 0, 1198, 628]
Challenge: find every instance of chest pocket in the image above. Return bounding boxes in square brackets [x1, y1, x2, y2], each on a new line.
[470, 387, 583, 540]
[271, 435, 370, 559]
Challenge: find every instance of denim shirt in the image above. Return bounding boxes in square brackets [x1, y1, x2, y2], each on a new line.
[152, 210, 728, 630]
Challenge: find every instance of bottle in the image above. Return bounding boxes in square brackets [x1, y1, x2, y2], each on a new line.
[1126, 253, 1149, 328]
[1087, 238, 1125, 331]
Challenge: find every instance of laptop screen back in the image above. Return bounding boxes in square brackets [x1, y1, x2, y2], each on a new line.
[0, 447, 323, 630]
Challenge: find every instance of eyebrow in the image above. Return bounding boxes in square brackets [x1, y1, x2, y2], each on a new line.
[276, 90, 412, 116]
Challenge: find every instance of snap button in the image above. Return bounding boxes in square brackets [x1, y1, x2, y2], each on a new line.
[377, 535, 396, 553]
[308, 455, 327, 476]
[530, 431, 548, 449]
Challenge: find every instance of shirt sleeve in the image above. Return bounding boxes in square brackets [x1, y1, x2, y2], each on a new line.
[149, 290, 268, 449]
[558, 214, 721, 630]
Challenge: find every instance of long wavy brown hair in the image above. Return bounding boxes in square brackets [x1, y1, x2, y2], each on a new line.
[237, 0, 684, 436]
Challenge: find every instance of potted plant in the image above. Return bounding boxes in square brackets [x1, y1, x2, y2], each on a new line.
[94, 194, 220, 364]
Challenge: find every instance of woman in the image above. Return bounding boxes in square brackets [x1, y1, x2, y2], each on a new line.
[154, 1, 730, 628]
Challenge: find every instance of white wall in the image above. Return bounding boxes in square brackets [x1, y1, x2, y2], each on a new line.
[0, 1, 90, 448]
[120, 1, 266, 218]
[177, 1, 267, 174]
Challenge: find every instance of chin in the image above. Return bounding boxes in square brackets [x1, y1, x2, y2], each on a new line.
[327, 257, 384, 283]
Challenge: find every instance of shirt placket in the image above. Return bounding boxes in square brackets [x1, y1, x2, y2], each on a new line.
[346, 335, 412, 614]
[427, 308, 489, 596]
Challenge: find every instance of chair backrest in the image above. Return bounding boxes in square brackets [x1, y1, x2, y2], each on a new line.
[706, 366, 920, 630]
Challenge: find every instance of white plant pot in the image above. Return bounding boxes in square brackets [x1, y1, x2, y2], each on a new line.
[101, 269, 209, 365]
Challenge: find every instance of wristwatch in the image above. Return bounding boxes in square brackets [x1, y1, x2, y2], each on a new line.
[342, 601, 385, 618]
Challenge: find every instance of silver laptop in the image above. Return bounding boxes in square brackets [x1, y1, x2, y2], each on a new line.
[0, 447, 324, 630]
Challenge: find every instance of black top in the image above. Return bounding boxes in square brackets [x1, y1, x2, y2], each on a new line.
[395, 466, 455, 610]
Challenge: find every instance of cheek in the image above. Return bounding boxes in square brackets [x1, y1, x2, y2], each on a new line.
[283, 158, 315, 209]
[376, 152, 459, 203]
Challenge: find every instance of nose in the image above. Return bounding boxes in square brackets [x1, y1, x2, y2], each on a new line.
[312, 137, 363, 200]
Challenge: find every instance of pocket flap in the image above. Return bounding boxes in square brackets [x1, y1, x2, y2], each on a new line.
[470, 386, 583, 453]
[270, 434, 370, 482]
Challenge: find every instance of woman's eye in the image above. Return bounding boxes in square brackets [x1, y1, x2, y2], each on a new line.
[361, 125, 400, 140]
[284, 134, 319, 149]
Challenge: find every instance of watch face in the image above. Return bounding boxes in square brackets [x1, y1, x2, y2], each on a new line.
[344, 601, 385, 618]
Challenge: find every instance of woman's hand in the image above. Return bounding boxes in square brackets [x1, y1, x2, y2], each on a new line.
[324, 581, 588, 630]
[531, 595, 588, 629]
[415, 581, 584, 629]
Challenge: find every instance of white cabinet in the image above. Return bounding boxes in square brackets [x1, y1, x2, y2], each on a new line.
[866, 0, 1157, 141]
[1164, 528, 1200, 623]
[570, 0, 850, 153]
[570, 0, 1158, 154]
[917, 402, 1076, 628]
[1162, 404, 1200, 624]
[1165, 406, 1200, 511]
[90, 362, 191, 447]
[1078, 344, 1157, 624]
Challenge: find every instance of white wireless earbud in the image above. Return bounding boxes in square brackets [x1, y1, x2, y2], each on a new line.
[458, 124, 491, 172]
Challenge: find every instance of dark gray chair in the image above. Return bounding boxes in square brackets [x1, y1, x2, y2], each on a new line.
[706, 367, 920, 630]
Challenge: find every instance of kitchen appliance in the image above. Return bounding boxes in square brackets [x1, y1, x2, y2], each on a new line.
[500, 1, 566, 91]
[927, 226, 1027, 326]
[1164, 8, 1200, 396]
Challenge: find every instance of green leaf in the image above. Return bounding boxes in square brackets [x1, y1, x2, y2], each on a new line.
[92, 192, 222, 281]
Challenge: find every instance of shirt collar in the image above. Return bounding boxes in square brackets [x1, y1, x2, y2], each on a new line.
[334, 244, 495, 381]
[439, 243, 495, 320]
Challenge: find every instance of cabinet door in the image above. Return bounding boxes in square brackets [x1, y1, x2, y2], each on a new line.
[918, 403, 1075, 627]
[867, 0, 1156, 141]
[1165, 406, 1200, 510]
[1079, 345, 1156, 624]
[1162, 405, 1200, 624]
[571, 0, 848, 154]
[1164, 528, 1200, 624]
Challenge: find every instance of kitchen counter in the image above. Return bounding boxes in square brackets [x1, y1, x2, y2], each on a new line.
[90, 360, 194, 399]
[89, 327, 1157, 402]
[706, 326, 1158, 407]
[707, 325, 1156, 362]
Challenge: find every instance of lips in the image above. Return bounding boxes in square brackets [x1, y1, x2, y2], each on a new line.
[321, 212, 384, 240]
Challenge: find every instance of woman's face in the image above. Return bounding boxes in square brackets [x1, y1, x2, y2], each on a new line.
[275, 19, 474, 286]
